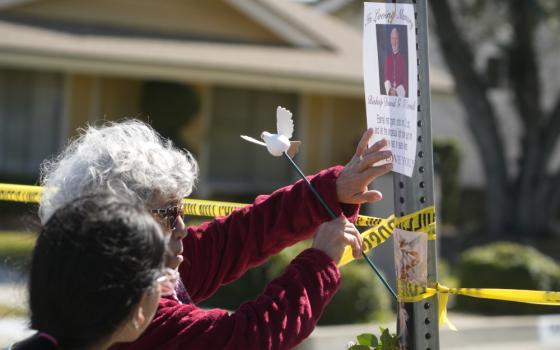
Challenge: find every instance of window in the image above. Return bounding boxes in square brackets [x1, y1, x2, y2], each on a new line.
[0, 68, 63, 178]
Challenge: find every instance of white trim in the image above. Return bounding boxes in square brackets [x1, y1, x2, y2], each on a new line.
[225, 0, 321, 48]
[0, 0, 35, 10]
[315, 0, 355, 13]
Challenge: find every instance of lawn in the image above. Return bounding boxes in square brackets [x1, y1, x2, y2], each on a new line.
[0, 304, 27, 318]
[0, 232, 37, 269]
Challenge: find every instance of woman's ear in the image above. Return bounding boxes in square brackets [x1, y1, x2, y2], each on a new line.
[111, 293, 152, 344]
[119, 289, 160, 343]
[133, 289, 160, 333]
[131, 294, 148, 330]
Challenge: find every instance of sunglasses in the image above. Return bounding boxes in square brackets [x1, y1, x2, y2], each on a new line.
[151, 204, 185, 230]
[155, 268, 179, 296]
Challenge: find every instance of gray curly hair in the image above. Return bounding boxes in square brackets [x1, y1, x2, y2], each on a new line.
[39, 120, 198, 224]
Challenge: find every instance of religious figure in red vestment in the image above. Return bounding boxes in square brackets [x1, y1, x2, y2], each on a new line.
[383, 28, 408, 97]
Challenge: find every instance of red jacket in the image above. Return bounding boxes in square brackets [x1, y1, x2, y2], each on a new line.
[111, 166, 359, 350]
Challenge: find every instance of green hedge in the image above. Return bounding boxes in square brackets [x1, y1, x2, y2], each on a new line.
[454, 241, 560, 314]
[200, 241, 392, 324]
[433, 139, 461, 226]
[318, 259, 392, 325]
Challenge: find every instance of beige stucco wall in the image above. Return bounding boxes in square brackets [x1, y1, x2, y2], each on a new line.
[98, 77, 142, 120]
[65, 73, 208, 155]
[65, 74, 142, 135]
[66, 74, 93, 135]
[301, 93, 367, 173]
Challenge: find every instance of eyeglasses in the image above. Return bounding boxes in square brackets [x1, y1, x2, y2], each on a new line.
[155, 268, 179, 296]
[151, 204, 185, 231]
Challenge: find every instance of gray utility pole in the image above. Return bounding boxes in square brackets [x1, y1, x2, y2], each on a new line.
[391, 0, 440, 349]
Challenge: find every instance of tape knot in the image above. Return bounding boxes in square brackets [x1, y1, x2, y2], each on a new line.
[436, 283, 450, 293]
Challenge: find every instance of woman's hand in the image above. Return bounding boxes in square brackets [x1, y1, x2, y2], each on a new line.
[336, 129, 393, 205]
[312, 216, 363, 264]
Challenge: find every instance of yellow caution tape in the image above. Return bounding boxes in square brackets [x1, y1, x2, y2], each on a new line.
[397, 281, 560, 330]
[0, 183, 385, 227]
[0, 183, 43, 203]
[0, 183, 439, 266]
[181, 198, 246, 217]
[338, 206, 436, 266]
[396, 206, 437, 240]
[180, 198, 388, 227]
[356, 215, 385, 228]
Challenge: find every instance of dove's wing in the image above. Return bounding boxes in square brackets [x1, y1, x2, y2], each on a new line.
[240, 135, 266, 146]
[276, 106, 294, 139]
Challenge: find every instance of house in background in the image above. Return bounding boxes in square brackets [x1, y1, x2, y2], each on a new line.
[0, 0, 453, 206]
[0, 0, 464, 306]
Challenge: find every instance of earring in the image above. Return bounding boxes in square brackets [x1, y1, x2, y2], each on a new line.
[132, 320, 140, 330]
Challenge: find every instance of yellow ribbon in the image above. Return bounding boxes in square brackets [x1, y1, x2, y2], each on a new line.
[339, 206, 436, 266]
[398, 282, 560, 330]
[0, 183, 386, 227]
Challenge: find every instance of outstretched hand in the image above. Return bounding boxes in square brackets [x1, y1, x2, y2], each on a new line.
[336, 129, 393, 204]
[312, 216, 363, 264]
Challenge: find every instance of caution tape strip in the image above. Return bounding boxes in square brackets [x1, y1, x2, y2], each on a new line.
[0, 183, 436, 266]
[338, 206, 436, 266]
[0, 183, 43, 204]
[0, 183, 384, 227]
[0, 183, 438, 266]
[397, 281, 560, 330]
[0, 183, 435, 267]
[396, 206, 437, 240]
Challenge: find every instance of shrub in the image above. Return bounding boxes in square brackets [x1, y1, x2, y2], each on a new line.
[318, 259, 392, 325]
[438, 258, 458, 288]
[433, 139, 461, 226]
[200, 241, 392, 324]
[454, 241, 560, 314]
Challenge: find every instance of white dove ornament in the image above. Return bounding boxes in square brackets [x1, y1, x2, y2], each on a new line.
[241, 106, 301, 158]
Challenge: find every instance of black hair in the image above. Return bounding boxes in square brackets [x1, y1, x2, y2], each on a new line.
[20, 193, 166, 349]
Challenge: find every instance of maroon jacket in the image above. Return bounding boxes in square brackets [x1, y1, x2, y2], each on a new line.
[111, 166, 359, 350]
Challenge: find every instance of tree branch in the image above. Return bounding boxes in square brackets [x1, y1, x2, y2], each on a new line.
[507, 0, 543, 128]
[545, 171, 560, 224]
[430, 0, 511, 231]
[507, 0, 547, 232]
[542, 93, 560, 158]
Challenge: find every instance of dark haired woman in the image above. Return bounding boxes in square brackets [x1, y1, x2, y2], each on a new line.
[10, 194, 174, 350]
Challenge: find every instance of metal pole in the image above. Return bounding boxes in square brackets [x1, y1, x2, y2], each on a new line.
[392, 0, 440, 349]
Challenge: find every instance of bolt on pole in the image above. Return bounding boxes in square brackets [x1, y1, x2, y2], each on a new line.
[392, 0, 440, 349]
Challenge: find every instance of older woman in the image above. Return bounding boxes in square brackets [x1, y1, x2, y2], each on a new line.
[11, 194, 172, 350]
[39, 120, 392, 350]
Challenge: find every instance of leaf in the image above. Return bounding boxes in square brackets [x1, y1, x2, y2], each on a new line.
[348, 345, 371, 350]
[378, 327, 400, 350]
[357, 333, 378, 347]
[379, 328, 391, 345]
